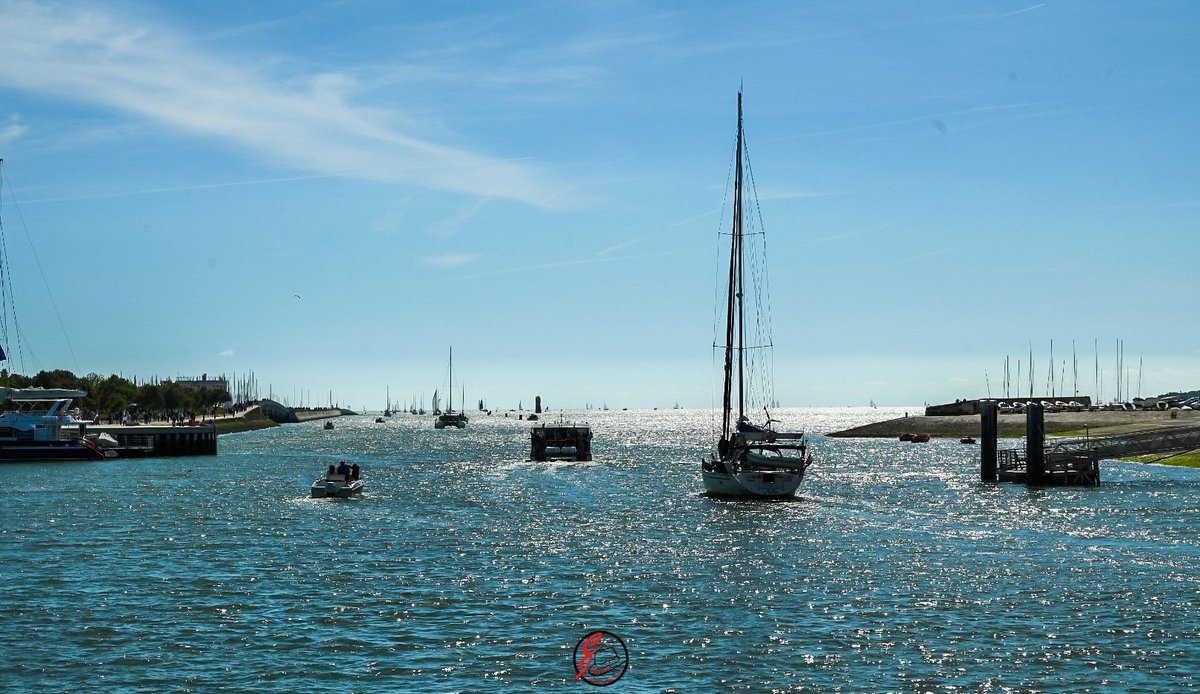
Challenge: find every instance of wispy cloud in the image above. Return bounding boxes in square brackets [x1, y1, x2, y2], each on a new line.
[0, 2, 575, 208]
[596, 237, 641, 256]
[16, 174, 343, 204]
[220, 349, 234, 357]
[999, 3, 1047, 19]
[1096, 200, 1200, 212]
[0, 116, 27, 146]
[806, 223, 891, 246]
[774, 102, 1069, 142]
[422, 253, 479, 268]
[446, 249, 679, 282]
[432, 198, 490, 238]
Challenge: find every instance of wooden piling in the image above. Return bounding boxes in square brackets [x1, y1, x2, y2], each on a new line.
[1025, 402, 1045, 485]
[980, 402, 998, 482]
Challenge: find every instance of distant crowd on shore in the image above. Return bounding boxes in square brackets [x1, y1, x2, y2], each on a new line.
[84, 400, 261, 427]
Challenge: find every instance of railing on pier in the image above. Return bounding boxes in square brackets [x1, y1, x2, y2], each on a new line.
[1047, 426, 1200, 461]
[996, 446, 1100, 486]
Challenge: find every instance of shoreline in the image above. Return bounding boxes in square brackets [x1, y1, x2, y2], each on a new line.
[828, 409, 1200, 439]
[827, 409, 1200, 467]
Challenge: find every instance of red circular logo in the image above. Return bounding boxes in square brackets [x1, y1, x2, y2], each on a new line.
[572, 630, 628, 686]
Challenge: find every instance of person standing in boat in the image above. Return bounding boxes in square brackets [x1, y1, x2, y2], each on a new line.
[350, 463, 360, 481]
[337, 460, 352, 478]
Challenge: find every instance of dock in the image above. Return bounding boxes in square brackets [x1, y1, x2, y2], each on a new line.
[85, 423, 218, 457]
[980, 403, 1200, 486]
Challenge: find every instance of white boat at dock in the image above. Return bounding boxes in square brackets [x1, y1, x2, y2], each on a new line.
[0, 387, 116, 461]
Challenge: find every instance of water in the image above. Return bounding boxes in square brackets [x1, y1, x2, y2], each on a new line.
[3, 407, 1200, 691]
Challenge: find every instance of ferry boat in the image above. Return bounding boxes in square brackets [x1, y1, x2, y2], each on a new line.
[530, 419, 593, 461]
[0, 387, 116, 461]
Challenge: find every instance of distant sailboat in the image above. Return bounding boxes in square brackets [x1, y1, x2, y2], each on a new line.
[435, 347, 468, 429]
[700, 90, 813, 499]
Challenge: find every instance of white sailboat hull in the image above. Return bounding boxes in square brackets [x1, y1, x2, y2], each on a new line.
[743, 450, 811, 471]
[701, 465, 804, 499]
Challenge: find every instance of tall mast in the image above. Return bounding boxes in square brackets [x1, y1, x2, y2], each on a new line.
[720, 91, 744, 440]
[448, 347, 454, 412]
[735, 91, 747, 424]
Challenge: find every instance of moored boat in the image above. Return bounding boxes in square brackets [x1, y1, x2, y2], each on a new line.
[0, 387, 116, 461]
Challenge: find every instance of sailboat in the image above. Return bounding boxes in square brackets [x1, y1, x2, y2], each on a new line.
[701, 91, 814, 499]
[434, 347, 468, 429]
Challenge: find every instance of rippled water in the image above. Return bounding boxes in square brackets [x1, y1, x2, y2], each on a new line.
[3, 407, 1199, 691]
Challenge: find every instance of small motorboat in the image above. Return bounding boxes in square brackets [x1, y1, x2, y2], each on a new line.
[311, 465, 364, 498]
[911, 433, 931, 443]
[899, 433, 916, 442]
[323, 420, 335, 430]
[959, 436, 977, 444]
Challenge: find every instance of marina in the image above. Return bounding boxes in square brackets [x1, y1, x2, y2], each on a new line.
[0, 5, 1196, 689]
[0, 387, 216, 460]
[4, 407, 1200, 691]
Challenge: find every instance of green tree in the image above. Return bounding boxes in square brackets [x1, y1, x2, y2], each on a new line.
[31, 369, 83, 390]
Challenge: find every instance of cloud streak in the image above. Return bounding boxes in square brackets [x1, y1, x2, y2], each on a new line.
[0, 117, 28, 146]
[0, 2, 575, 208]
[422, 254, 479, 268]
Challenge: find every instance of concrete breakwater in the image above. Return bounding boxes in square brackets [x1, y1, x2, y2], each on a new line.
[258, 399, 354, 424]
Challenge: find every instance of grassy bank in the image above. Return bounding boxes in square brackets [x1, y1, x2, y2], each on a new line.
[829, 410, 1200, 439]
[1125, 450, 1200, 468]
[828, 410, 1200, 469]
[215, 408, 279, 435]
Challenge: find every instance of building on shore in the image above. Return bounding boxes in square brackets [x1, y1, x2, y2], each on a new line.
[170, 373, 230, 395]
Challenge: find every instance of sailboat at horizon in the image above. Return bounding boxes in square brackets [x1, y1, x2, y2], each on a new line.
[700, 90, 814, 499]
[435, 347, 468, 429]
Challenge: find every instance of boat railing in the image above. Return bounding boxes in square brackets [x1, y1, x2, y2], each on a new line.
[738, 431, 806, 444]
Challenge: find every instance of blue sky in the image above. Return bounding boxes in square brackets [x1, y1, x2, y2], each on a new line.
[0, 0, 1196, 410]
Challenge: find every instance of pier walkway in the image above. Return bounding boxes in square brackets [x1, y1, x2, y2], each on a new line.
[996, 424, 1200, 486]
[1045, 425, 1200, 462]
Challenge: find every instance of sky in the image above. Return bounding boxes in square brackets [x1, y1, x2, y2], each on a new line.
[0, 0, 1197, 411]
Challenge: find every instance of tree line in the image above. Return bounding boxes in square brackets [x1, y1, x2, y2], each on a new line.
[1, 369, 234, 416]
